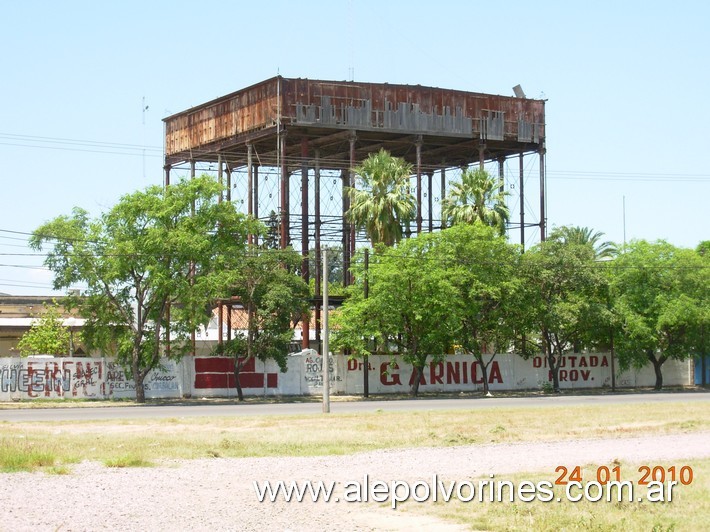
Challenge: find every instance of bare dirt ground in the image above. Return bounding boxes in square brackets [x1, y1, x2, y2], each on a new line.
[1, 431, 709, 532]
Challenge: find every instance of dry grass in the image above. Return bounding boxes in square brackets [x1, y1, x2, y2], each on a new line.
[403, 457, 710, 532]
[0, 401, 708, 472]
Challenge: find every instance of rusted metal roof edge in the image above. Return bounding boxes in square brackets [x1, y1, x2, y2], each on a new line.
[163, 76, 545, 123]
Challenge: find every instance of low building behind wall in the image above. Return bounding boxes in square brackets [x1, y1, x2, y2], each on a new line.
[0, 295, 90, 357]
[0, 353, 694, 401]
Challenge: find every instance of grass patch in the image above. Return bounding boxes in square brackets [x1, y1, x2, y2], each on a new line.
[103, 455, 154, 468]
[0, 438, 59, 472]
[0, 401, 708, 472]
[402, 457, 710, 532]
[46, 465, 72, 475]
[0, 397, 137, 409]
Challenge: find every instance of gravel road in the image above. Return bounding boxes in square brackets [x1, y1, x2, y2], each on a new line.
[1, 431, 708, 532]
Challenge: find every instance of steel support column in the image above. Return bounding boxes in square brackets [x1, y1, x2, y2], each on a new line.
[343, 133, 356, 287]
[498, 157, 505, 236]
[519, 151, 525, 249]
[342, 168, 349, 288]
[217, 154, 224, 340]
[427, 171, 433, 232]
[280, 132, 289, 249]
[227, 301, 232, 342]
[164, 162, 172, 356]
[314, 150, 321, 343]
[478, 142, 486, 169]
[226, 162, 232, 203]
[301, 138, 310, 349]
[539, 142, 547, 241]
[349, 135, 356, 283]
[498, 157, 505, 195]
[247, 144, 253, 246]
[217, 154, 223, 203]
[440, 164, 446, 229]
[301, 138, 310, 279]
[253, 164, 259, 247]
[218, 300, 223, 347]
[190, 160, 196, 356]
[416, 136, 422, 233]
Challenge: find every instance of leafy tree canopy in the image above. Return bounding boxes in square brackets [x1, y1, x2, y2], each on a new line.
[441, 167, 509, 235]
[215, 246, 310, 400]
[333, 232, 458, 395]
[517, 238, 609, 391]
[548, 225, 618, 259]
[609, 240, 709, 389]
[435, 223, 522, 393]
[30, 174, 260, 402]
[346, 149, 416, 246]
[16, 302, 70, 357]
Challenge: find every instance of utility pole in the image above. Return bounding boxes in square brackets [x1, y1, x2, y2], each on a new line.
[322, 249, 330, 413]
[363, 248, 369, 398]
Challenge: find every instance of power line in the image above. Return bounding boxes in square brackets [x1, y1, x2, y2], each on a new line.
[0, 277, 56, 286]
[2, 131, 709, 183]
[0, 263, 51, 270]
[0, 140, 163, 158]
[0, 132, 162, 151]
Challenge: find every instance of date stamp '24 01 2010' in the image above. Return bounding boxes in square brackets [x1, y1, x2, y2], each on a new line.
[553, 464, 694, 503]
[554, 465, 694, 486]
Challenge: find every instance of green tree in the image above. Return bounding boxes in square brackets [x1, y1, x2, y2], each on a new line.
[306, 245, 346, 296]
[441, 167, 510, 235]
[518, 239, 608, 392]
[30, 175, 257, 403]
[549, 225, 618, 259]
[215, 247, 310, 401]
[16, 302, 71, 357]
[333, 233, 458, 396]
[609, 240, 709, 390]
[346, 149, 416, 246]
[438, 224, 522, 395]
[262, 210, 281, 250]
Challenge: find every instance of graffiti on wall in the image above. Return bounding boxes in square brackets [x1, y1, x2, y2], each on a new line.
[0, 358, 180, 399]
[340, 352, 688, 394]
[531, 354, 610, 384]
[304, 352, 340, 387]
[367, 360, 504, 387]
[0, 352, 693, 400]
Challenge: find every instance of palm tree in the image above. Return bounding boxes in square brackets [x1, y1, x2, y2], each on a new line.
[441, 167, 509, 235]
[548, 225, 618, 259]
[346, 149, 416, 246]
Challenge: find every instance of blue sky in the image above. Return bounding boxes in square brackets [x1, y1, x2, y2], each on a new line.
[1, 0, 708, 295]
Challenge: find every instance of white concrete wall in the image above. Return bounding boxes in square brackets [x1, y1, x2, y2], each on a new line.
[0, 352, 694, 401]
[0, 356, 183, 401]
[336, 353, 692, 394]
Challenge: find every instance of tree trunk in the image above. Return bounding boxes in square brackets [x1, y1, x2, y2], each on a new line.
[410, 365, 424, 396]
[234, 357, 245, 402]
[135, 376, 146, 403]
[132, 351, 146, 404]
[547, 352, 561, 393]
[479, 355, 490, 396]
[648, 350, 665, 390]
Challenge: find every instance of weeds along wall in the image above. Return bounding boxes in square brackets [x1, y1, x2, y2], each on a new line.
[0, 353, 693, 401]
